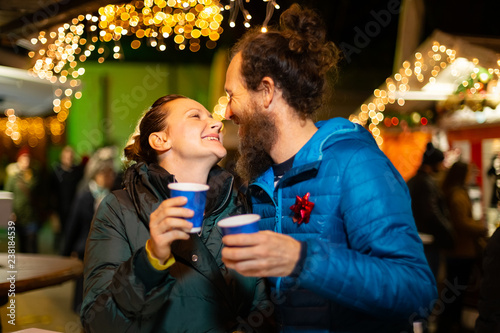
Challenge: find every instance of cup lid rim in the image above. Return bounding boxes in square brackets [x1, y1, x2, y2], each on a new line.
[218, 214, 261, 227]
[168, 183, 210, 191]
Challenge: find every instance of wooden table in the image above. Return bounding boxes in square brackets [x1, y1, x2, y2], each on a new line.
[0, 253, 83, 298]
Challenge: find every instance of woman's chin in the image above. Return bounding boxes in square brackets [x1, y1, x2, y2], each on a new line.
[214, 149, 227, 161]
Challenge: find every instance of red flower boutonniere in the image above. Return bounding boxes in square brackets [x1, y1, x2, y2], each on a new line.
[290, 192, 315, 225]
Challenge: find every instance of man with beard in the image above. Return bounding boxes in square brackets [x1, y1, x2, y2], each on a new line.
[221, 4, 437, 333]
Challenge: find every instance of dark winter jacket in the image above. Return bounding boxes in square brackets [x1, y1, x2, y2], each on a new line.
[407, 169, 455, 250]
[444, 186, 486, 258]
[250, 118, 437, 332]
[81, 163, 273, 332]
[62, 189, 94, 259]
[475, 226, 500, 332]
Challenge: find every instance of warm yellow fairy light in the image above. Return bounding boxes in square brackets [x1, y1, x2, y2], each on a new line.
[23, 0, 278, 147]
[349, 41, 466, 146]
[31, 0, 279, 87]
[0, 113, 66, 147]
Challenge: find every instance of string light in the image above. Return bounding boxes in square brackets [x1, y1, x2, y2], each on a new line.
[10, 1, 278, 147]
[212, 95, 229, 121]
[1, 107, 68, 146]
[349, 40, 500, 147]
[31, 0, 279, 84]
[25, 0, 279, 143]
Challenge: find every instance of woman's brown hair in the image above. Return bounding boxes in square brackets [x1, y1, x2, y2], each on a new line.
[123, 94, 186, 165]
[442, 161, 469, 196]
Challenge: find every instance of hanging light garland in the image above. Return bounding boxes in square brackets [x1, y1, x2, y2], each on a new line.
[350, 41, 500, 146]
[29, 0, 279, 88]
[1, 107, 68, 147]
[15, 0, 279, 146]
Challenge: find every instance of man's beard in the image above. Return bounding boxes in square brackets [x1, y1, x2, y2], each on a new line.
[235, 103, 278, 182]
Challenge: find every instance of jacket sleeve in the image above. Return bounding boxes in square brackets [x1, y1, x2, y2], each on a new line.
[81, 193, 176, 332]
[298, 143, 437, 319]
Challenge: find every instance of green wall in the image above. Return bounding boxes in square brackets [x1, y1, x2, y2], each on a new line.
[68, 61, 211, 158]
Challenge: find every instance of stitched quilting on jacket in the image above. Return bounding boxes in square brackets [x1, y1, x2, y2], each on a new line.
[81, 163, 273, 333]
[250, 118, 437, 332]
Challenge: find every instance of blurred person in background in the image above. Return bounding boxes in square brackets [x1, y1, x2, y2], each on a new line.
[487, 152, 500, 209]
[407, 142, 455, 279]
[0, 155, 9, 190]
[5, 146, 41, 253]
[486, 152, 500, 234]
[475, 226, 500, 332]
[438, 161, 488, 333]
[62, 146, 117, 313]
[49, 145, 86, 253]
[81, 95, 273, 332]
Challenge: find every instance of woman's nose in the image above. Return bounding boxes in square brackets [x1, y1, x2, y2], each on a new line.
[210, 119, 223, 132]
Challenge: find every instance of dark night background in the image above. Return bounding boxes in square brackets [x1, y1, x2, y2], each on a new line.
[215, 0, 500, 117]
[2, 0, 500, 118]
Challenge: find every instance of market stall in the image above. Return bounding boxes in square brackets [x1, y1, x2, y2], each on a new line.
[351, 30, 500, 231]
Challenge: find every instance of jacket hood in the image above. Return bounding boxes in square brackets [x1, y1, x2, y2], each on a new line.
[123, 162, 234, 229]
[253, 117, 376, 188]
[295, 117, 376, 166]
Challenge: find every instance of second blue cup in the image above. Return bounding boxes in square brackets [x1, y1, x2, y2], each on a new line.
[218, 214, 260, 236]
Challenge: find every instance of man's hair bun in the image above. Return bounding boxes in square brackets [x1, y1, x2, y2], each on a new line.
[232, 3, 341, 117]
[280, 4, 340, 77]
[280, 4, 327, 55]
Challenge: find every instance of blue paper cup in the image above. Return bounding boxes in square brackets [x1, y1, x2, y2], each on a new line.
[168, 183, 209, 233]
[218, 214, 260, 236]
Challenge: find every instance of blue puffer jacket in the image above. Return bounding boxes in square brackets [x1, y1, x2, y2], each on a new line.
[250, 118, 437, 332]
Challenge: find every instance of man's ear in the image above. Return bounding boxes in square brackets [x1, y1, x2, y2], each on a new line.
[259, 76, 275, 109]
[148, 132, 171, 152]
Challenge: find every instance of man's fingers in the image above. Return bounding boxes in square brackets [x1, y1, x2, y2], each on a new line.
[221, 243, 263, 262]
[221, 231, 301, 277]
[222, 257, 267, 277]
[222, 231, 266, 247]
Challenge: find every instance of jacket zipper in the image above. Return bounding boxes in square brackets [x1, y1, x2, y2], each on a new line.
[254, 179, 284, 295]
[210, 176, 234, 216]
[275, 184, 283, 295]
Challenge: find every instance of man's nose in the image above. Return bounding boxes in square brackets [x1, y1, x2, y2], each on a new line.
[224, 105, 233, 120]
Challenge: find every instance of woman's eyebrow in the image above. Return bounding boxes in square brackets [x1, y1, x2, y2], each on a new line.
[185, 108, 212, 118]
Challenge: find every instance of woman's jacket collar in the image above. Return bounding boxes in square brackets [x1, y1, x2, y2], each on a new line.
[123, 162, 234, 227]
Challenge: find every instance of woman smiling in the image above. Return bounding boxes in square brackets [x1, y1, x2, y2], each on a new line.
[81, 95, 273, 332]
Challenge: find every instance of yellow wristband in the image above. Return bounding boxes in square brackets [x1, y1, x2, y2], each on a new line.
[145, 239, 175, 271]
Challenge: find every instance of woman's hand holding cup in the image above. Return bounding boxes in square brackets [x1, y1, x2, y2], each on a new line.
[148, 196, 194, 264]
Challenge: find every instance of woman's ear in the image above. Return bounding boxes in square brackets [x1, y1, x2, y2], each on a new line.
[148, 132, 171, 152]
